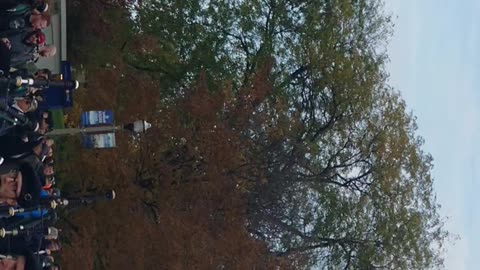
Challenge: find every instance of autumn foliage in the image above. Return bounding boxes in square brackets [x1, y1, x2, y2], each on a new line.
[59, 69, 291, 269]
[57, 1, 448, 269]
[58, 3, 292, 269]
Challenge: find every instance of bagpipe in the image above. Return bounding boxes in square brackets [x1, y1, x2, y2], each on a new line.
[0, 225, 58, 239]
[0, 190, 116, 219]
[0, 76, 79, 93]
[0, 189, 116, 255]
[0, 75, 79, 133]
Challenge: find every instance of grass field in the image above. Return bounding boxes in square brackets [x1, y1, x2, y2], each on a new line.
[50, 108, 65, 129]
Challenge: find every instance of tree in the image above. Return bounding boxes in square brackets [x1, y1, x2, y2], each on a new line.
[61, 0, 448, 269]
[247, 89, 447, 269]
[134, 0, 447, 268]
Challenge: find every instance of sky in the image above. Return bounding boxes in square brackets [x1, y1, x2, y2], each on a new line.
[384, 0, 480, 269]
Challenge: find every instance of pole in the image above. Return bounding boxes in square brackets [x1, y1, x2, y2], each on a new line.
[46, 125, 122, 136]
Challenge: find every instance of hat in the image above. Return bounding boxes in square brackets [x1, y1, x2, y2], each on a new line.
[36, 2, 48, 13]
[17, 163, 42, 208]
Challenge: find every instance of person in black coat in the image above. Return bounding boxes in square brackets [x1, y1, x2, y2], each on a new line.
[6, 30, 44, 68]
[0, 157, 45, 269]
[0, 132, 44, 161]
[0, 154, 42, 208]
[0, 11, 50, 37]
[0, 157, 23, 206]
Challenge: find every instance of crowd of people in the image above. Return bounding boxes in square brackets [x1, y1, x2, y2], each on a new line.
[0, 1, 85, 269]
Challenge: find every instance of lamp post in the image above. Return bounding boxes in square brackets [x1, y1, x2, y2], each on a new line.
[46, 119, 152, 136]
[123, 120, 152, 133]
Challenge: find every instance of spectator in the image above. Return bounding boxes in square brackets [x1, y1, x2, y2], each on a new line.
[0, 157, 41, 207]
[4, 30, 46, 69]
[0, 12, 50, 37]
[42, 164, 53, 177]
[0, 158, 22, 206]
[11, 98, 36, 113]
[37, 44, 55, 58]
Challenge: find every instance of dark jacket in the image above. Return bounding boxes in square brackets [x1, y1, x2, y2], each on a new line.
[0, 134, 32, 158]
[8, 31, 36, 68]
[0, 11, 32, 37]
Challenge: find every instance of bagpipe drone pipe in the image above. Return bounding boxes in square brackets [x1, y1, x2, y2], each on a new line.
[0, 190, 116, 220]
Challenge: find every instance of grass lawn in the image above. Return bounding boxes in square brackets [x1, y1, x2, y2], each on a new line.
[50, 108, 65, 129]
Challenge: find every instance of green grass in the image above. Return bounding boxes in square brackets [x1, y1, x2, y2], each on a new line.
[50, 108, 65, 129]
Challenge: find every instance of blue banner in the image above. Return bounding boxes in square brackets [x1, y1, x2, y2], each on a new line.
[82, 133, 116, 149]
[81, 110, 114, 127]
